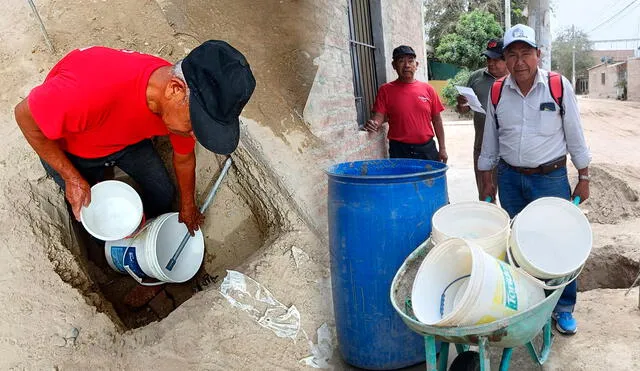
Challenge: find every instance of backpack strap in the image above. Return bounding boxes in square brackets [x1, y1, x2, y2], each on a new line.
[490, 76, 507, 129]
[548, 71, 565, 118]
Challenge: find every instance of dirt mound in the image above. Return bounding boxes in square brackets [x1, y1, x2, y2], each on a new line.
[582, 165, 640, 224]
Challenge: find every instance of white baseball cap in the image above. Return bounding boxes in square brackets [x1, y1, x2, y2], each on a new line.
[503, 24, 537, 49]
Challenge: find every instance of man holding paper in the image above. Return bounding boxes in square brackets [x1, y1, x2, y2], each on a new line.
[456, 39, 508, 199]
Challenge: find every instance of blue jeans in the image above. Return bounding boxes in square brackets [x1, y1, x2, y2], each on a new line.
[496, 160, 577, 313]
[41, 139, 175, 219]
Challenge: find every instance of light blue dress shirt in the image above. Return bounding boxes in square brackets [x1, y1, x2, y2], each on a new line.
[478, 69, 592, 171]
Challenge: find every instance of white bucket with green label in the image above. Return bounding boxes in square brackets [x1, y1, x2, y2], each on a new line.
[411, 238, 546, 327]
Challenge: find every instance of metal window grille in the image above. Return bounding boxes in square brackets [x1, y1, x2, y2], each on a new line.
[348, 0, 378, 128]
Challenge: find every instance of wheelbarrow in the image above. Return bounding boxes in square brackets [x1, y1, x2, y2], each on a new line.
[390, 238, 564, 371]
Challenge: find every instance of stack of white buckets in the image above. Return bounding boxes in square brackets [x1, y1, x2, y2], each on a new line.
[411, 198, 592, 327]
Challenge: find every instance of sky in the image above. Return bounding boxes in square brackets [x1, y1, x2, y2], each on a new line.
[552, 0, 640, 49]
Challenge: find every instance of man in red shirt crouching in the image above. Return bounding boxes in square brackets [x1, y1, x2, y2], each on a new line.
[15, 40, 255, 235]
[365, 45, 447, 163]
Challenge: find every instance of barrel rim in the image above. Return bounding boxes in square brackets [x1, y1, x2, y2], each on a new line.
[325, 159, 448, 180]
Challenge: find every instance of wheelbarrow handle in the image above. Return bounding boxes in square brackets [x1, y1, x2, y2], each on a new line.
[485, 196, 580, 205]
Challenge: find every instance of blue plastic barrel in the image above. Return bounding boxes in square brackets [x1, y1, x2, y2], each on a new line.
[327, 159, 448, 370]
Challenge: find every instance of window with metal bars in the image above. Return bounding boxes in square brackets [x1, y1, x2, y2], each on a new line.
[348, 0, 385, 129]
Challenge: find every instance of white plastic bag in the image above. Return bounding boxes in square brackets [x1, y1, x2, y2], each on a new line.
[219, 270, 300, 339]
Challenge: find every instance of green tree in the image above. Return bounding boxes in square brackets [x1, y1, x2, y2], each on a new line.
[424, 0, 466, 53]
[551, 27, 593, 80]
[441, 69, 471, 107]
[468, 0, 528, 25]
[435, 10, 503, 70]
[424, 0, 528, 52]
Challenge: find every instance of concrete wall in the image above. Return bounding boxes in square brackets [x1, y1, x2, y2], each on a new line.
[303, 0, 426, 234]
[429, 80, 448, 100]
[591, 49, 634, 65]
[379, 1, 427, 82]
[626, 58, 640, 101]
[588, 64, 622, 99]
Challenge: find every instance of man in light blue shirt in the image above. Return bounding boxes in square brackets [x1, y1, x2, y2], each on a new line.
[478, 24, 591, 335]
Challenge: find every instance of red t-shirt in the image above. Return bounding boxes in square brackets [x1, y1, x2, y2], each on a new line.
[372, 80, 445, 144]
[28, 46, 195, 158]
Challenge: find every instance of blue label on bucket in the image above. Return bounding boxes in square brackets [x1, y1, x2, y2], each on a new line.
[124, 247, 148, 279]
[499, 263, 518, 311]
[109, 246, 127, 273]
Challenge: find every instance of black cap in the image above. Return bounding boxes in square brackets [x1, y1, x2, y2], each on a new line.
[392, 45, 416, 60]
[482, 38, 504, 59]
[182, 40, 256, 155]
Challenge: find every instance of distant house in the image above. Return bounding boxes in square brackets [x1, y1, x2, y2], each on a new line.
[575, 77, 588, 95]
[625, 58, 640, 101]
[586, 53, 640, 101]
[587, 61, 627, 99]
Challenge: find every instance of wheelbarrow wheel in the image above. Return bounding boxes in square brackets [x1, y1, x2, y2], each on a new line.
[449, 350, 480, 371]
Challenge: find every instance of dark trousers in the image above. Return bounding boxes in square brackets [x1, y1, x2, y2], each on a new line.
[388, 139, 439, 161]
[496, 160, 577, 313]
[41, 139, 175, 219]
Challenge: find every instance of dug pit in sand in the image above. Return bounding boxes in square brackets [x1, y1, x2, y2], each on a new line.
[38, 155, 272, 330]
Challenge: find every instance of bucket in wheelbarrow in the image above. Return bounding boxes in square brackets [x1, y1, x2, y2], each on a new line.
[509, 197, 592, 280]
[327, 159, 448, 370]
[411, 238, 546, 327]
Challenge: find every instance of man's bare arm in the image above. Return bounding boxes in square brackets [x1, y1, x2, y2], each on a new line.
[432, 113, 448, 163]
[14, 99, 90, 220]
[173, 150, 203, 234]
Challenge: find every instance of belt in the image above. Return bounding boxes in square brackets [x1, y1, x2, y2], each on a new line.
[502, 156, 567, 175]
[390, 138, 434, 148]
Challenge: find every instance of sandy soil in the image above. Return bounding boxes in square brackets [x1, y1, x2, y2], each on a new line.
[0, 0, 333, 369]
[1, 1, 640, 370]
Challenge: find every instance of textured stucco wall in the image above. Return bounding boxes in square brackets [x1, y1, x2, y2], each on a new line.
[588, 64, 622, 99]
[626, 58, 640, 101]
[380, 0, 427, 83]
[303, 0, 425, 234]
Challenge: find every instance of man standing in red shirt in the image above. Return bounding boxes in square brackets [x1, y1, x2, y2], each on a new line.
[15, 40, 255, 235]
[365, 45, 447, 162]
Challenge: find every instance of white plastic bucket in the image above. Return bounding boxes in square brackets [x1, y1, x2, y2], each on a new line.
[80, 180, 144, 241]
[104, 212, 204, 285]
[411, 238, 546, 326]
[431, 202, 510, 260]
[509, 197, 592, 279]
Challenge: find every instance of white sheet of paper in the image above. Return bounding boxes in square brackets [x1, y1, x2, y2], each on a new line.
[455, 86, 486, 114]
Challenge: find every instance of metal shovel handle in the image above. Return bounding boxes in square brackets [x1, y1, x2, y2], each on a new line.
[165, 157, 233, 271]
